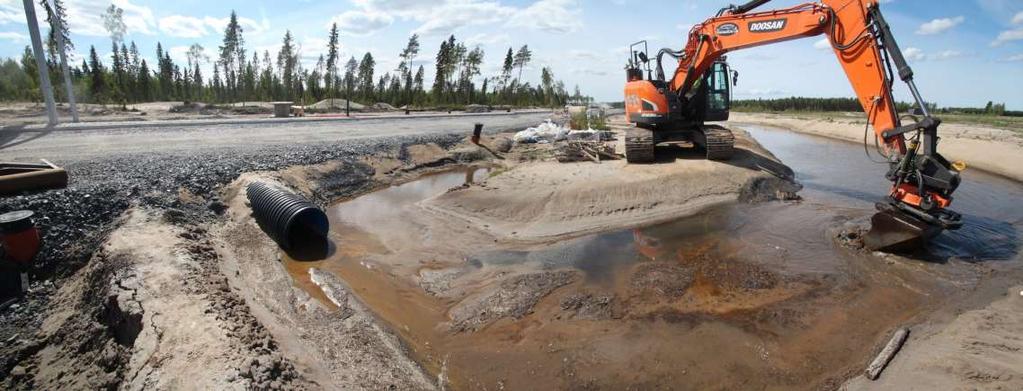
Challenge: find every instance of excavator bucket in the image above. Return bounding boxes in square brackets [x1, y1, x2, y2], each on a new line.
[863, 208, 941, 253]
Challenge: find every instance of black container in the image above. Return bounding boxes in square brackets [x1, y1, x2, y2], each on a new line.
[246, 182, 328, 250]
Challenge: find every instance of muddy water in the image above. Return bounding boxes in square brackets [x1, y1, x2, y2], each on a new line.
[284, 127, 1023, 390]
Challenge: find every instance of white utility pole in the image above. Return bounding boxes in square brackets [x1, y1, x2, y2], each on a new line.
[22, 0, 58, 126]
[49, 0, 78, 122]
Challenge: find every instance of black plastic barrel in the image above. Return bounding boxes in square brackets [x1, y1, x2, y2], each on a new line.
[246, 182, 328, 250]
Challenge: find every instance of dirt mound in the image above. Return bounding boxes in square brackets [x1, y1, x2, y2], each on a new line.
[465, 104, 490, 113]
[306, 98, 366, 111]
[422, 127, 801, 242]
[368, 102, 398, 111]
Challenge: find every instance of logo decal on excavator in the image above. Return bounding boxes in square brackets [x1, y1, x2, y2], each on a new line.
[716, 23, 739, 36]
[748, 19, 787, 33]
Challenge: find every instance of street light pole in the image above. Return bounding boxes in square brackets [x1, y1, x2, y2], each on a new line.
[22, 0, 58, 126]
[48, 0, 78, 122]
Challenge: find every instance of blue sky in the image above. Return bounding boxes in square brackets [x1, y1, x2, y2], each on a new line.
[1, 0, 1022, 109]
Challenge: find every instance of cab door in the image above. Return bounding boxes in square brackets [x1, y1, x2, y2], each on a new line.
[703, 61, 731, 122]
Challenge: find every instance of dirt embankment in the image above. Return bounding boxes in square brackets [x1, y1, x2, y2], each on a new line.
[422, 126, 800, 243]
[0, 133, 465, 390]
[729, 111, 1023, 182]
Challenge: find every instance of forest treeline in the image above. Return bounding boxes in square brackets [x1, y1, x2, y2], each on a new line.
[731, 97, 1020, 117]
[1, 2, 590, 108]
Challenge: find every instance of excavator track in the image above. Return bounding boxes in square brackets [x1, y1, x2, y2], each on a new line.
[625, 127, 655, 163]
[696, 124, 735, 160]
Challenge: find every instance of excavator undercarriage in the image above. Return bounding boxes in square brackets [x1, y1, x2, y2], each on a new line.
[622, 0, 965, 252]
[624, 124, 735, 163]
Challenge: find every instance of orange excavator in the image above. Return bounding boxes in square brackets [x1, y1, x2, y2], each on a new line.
[624, 0, 963, 252]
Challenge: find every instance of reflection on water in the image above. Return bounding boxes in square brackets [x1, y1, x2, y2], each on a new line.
[331, 167, 489, 233]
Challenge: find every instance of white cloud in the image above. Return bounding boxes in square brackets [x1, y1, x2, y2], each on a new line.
[330, 9, 394, 36]
[168, 45, 190, 63]
[1005, 53, 1023, 61]
[1013, 11, 1023, 25]
[0, 0, 22, 25]
[464, 33, 510, 46]
[571, 67, 608, 76]
[58, 0, 156, 38]
[991, 28, 1023, 47]
[901, 47, 963, 61]
[157, 13, 270, 39]
[203, 15, 271, 36]
[903, 47, 925, 61]
[929, 50, 962, 60]
[114, 0, 155, 35]
[0, 30, 25, 42]
[159, 15, 208, 38]
[916, 16, 964, 35]
[415, 2, 513, 36]
[568, 49, 600, 60]
[339, 0, 581, 37]
[813, 38, 830, 50]
[507, 0, 582, 34]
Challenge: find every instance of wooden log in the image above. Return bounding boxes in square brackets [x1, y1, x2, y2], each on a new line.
[865, 327, 909, 380]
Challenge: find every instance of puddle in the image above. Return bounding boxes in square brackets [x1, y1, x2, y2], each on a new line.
[281, 129, 1023, 390]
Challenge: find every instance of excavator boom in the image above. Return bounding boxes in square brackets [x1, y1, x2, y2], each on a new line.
[624, 0, 964, 252]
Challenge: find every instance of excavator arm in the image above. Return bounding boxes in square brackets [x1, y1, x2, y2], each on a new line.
[636, 0, 963, 251]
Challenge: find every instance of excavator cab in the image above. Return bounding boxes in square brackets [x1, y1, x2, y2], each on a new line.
[693, 60, 733, 122]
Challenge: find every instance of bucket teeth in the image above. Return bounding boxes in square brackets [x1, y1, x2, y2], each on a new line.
[863, 207, 941, 253]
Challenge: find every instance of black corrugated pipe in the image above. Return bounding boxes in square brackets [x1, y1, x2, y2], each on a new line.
[246, 182, 329, 250]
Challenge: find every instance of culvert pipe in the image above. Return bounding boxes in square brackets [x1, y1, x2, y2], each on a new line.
[246, 182, 328, 250]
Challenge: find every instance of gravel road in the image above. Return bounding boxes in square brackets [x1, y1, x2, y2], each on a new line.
[1, 111, 551, 161]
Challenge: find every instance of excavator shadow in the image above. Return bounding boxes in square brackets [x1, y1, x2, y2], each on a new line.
[654, 144, 795, 181]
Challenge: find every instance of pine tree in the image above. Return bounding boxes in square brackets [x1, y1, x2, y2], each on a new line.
[432, 39, 450, 99]
[88, 45, 106, 102]
[277, 31, 298, 100]
[501, 47, 514, 96]
[413, 65, 424, 104]
[39, 0, 73, 60]
[325, 23, 340, 104]
[138, 59, 152, 101]
[357, 52, 375, 101]
[21, 46, 38, 88]
[459, 47, 484, 103]
[219, 11, 244, 101]
[343, 56, 358, 95]
[541, 67, 554, 107]
[398, 34, 420, 105]
[513, 45, 532, 89]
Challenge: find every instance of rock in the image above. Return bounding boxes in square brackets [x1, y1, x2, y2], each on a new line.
[10, 365, 26, 377]
[207, 199, 228, 215]
[492, 137, 514, 153]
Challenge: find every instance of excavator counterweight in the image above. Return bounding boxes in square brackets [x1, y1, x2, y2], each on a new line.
[623, 0, 963, 252]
